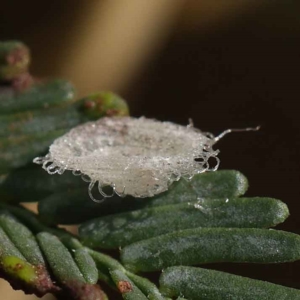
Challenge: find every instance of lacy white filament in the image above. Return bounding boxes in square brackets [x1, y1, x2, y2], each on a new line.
[34, 117, 219, 201]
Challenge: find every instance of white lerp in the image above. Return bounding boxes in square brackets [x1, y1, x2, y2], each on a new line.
[34, 117, 220, 201]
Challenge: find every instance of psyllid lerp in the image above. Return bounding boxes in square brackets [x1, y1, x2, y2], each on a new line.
[34, 116, 259, 202]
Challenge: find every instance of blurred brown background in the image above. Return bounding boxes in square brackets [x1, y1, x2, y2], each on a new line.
[1, 0, 300, 299]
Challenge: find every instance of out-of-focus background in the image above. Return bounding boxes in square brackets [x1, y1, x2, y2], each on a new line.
[1, 0, 300, 299]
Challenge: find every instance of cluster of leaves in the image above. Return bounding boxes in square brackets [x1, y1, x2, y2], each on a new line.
[1, 41, 300, 300]
[0, 40, 128, 175]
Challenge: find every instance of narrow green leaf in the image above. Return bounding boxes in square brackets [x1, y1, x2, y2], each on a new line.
[0, 101, 85, 137]
[0, 226, 25, 259]
[79, 197, 288, 249]
[0, 203, 49, 233]
[149, 170, 248, 206]
[38, 188, 151, 225]
[38, 170, 248, 225]
[0, 204, 107, 297]
[0, 224, 57, 296]
[121, 228, 300, 272]
[0, 167, 85, 203]
[0, 92, 129, 137]
[159, 266, 300, 300]
[0, 79, 75, 114]
[0, 129, 67, 173]
[88, 249, 125, 272]
[88, 249, 125, 288]
[96, 270, 116, 290]
[190, 170, 248, 198]
[37, 188, 146, 225]
[126, 271, 165, 300]
[110, 269, 148, 300]
[0, 203, 81, 250]
[0, 212, 45, 265]
[1, 256, 37, 283]
[37, 188, 107, 225]
[74, 248, 98, 285]
[37, 232, 85, 284]
[37, 232, 106, 300]
[81, 92, 129, 119]
[1, 256, 57, 296]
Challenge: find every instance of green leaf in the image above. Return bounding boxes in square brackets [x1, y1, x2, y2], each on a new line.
[0, 222, 57, 296]
[0, 93, 129, 137]
[0, 79, 75, 114]
[0, 100, 85, 137]
[2, 256, 37, 283]
[0, 212, 45, 265]
[80, 92, 129, 119]
[0, 204, 111, 298]
[0, 166, 85, 203]
[37, 232, 105, 300]
[37, 188, 148, 225]
[110, 269, 148, 300]
[126, 271, 165, 300]
[149, 170, 249, 206]
[38, 170, 249, 225]
[0, 225, 25, 259]
[159, 266, 300, 300]
[0, 129, 67, 173]
[121, 228, 300, 272]
[36, 232, 86, 284]
[0, 203, 49, 233]
[79, 197, 288, 249]
[87, 248, 129, 290]
[1, 256, 56, 296]
[89, 248, 125, 271]
[74, 248, 98, 285]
